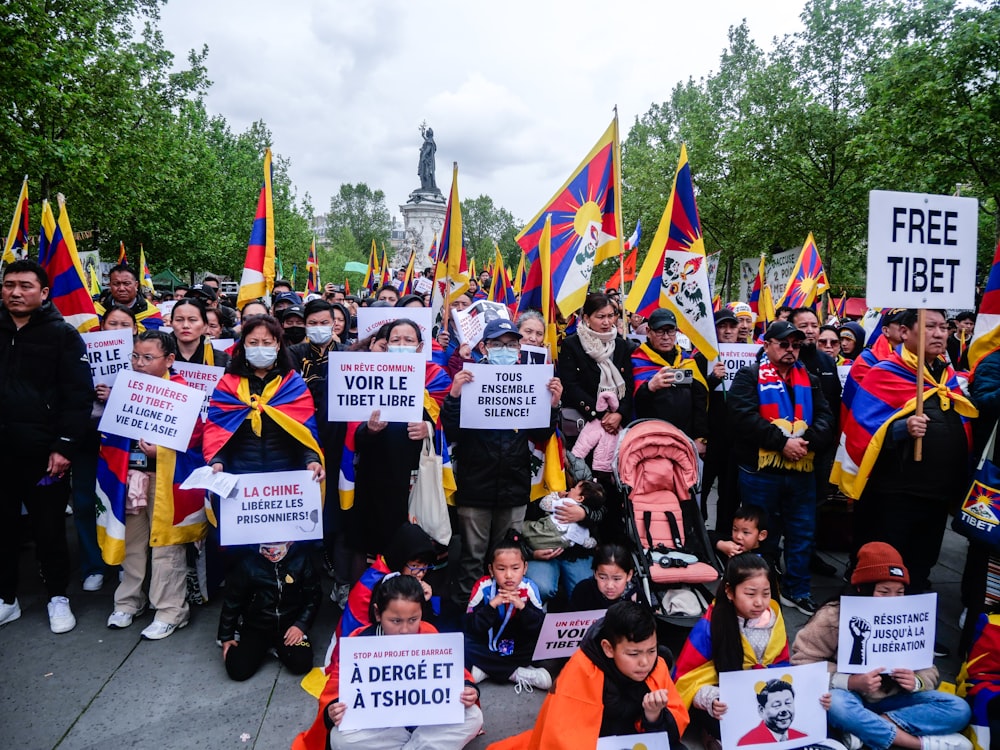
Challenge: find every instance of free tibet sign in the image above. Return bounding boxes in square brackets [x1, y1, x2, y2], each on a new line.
[867, 190, 977, 308]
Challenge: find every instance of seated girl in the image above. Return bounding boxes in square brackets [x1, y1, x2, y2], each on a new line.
[568, 542, 638, 611]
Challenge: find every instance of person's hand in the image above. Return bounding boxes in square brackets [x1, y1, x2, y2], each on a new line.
[138, 439, 156, 458]
[820, 692, 832, 711]
[47, 451, 71, 477]
[601, 411, 622, 434]
[695, 439, 707, 457]
[95, 383, 111, 403]
[712, 362, 726, 379]
[710, 699, 728, 719]
[554, 501, 586, 524]
[327, 702, 347, 727]
[221, 639, 238, 659]
[509, 589, 526, 610]
[717, 540, 742, 558]
[307, 462, 325, 482]
[547, 377, 563, 408]
[782, 437, 809, 461]
[419, 579, 433, 601]
[649, 367, 675, 393]
[848, 667, 884, 694]
[890, 668, 917, 692]
[437, 330, 451, 348]
[211, 462, 224, 473]
[450, 369, 474, 398]
[283, 625, 305, 646]
[533, 548, 563, 561]
[407, 422, 429, 441]
[907, 413, 929, 438]
[643, 688, 671, 723]
[460, 685, 478, 707]
[367, 409, 388, 434]
[458, 343, 472, 361]
[488, 593, 505, 609]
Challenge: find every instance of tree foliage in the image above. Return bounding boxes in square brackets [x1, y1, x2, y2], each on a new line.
[325, 183, 392, 258]
[461, 194, 520, 270]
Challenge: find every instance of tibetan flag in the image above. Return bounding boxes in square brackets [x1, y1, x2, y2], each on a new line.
[38, 196, 99, 333]
[431, 163, 471, 317]
[487, 243, 516, 312]
[468, 256, 478, 283]
[712, 295, 721, 312]
[776, 232, 829, 309]
[3, 176, 29, 264]
[529, 430, 567, 501]
[306, 237, 320, 293]
[364, 240, 379, 292]
[139, 245, 155, 294]
[401, 251, 416, 295]
[344, 277, 351, 296]
[428, 232, 439, 263]
[237, 148, 276, 308]
[835, 292, 847, 319]
[88, 265, 101, 296]
[117, 241, 127, 266]
[95, 433, 129, 565]
[539, 215, 560, 359]
[626, 143, 718, 359]
[380, 248, 391, 287]
[518, 117, 622, 316]
[748, 254, 765, 324]
[512, 252, 527, 297]
[970, 237, 1000, 377]
[290, 262, 297, 290]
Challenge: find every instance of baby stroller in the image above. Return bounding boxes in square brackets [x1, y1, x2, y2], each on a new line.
[614, 419, 722, 655]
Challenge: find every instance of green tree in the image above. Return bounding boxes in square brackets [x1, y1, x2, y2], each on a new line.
[461, 194, 520, 271]
[326, 183, 392, 256]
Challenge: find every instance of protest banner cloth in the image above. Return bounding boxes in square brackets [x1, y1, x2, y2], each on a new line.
[452, 299, 511, 348]
[338, 632, 465, 731]
[459, 363, 553, 429]
[81, 329, 133, 386]
[170, 361, 225, 420]
[97, 370, 202, 452]
[218, 470, 322, 546]
[596, 734, 670, 750]
[710, 343, 761, 391]
[327, 352, 425, 423]
[719, 661, 828, 750]
[836, 592, 936, 673]
[356, 307, 433, 361]
[532, 609, 605, 660]
[520, 344, 548, 365]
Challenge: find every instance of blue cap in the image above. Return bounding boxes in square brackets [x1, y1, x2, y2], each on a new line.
[482, 318, 521, 341]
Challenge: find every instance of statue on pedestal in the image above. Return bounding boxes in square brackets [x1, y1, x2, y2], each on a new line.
[418, 125, 437, 192]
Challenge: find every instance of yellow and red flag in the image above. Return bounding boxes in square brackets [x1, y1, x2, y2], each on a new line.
[3, 176, 29, 264]
[237, 148, 276, 308]
[38, 195, 99, 332]
[306, 237, 320, 293]
[776, 232, 829, 309]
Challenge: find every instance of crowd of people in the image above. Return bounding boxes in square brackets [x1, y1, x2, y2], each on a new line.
[2, 255, 997, 749]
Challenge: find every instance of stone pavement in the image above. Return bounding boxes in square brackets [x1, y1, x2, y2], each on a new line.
[0, 515, 969, 750]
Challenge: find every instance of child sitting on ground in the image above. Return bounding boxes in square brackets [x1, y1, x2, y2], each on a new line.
[523, 480, 603, 551]
[487, 601, 689, 749]
[569, 542, 638, 611]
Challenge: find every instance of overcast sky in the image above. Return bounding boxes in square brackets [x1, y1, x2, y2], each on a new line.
[159, 0, 807, 227]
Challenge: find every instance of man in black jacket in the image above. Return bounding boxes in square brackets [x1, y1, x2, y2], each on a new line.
[729, 321, 834, 615]
[0, 260, 94, 633]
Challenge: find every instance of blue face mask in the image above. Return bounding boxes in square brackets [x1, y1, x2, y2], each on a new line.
[387, 345, 418, 354]
[487, 347, 519, 366]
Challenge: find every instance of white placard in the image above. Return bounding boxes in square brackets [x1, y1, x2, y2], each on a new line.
[413, 276, 433, 295]
[81, 330, 133, 386]
[97, 371, 202, 451]
[180, 466, 239, 498]
[356, 307, 433, 361]
[532, 609, 605, 660]
[627, 332, 648, 346]
[338, 632, 465, 731]
[327, 352, 425, 423]
[719, 662, 829, 750]
[739, 247, 799, 303]
[837, 365, 851, 388]
[158, 300, 177, 318]
[452, 299, 512, 347]
[212, 338, 234, 353]
[171, 361, 225, 420]
[710, 343, 761, 391]
[837, 593, 936, 673]
[520, 344, 549, 365]
[459, 363, 553, 429]
[867, 190, 977, 308]
[597, 734, 671, 750]
[219, 470, 323, 545]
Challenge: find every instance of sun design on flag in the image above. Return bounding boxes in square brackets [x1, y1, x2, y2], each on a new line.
[965, 482, 1000, 525]
[573, 201, 603, 237]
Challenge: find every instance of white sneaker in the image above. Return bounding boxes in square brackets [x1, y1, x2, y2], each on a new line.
[140, 619, 188, 640]
[83, 573, 104, 592]
[107, 611, 134, 629]
[471, 666, 489, 684]
[0, 598, 21, 626]
[47, 596, 76, 634]
[921, 734, 973, 750]
[841, 731, 863, 750]
[511, 666, 552, 694]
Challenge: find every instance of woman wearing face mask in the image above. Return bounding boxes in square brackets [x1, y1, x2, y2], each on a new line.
[346, 319, 452, 557]
[170, 298, 230, 368]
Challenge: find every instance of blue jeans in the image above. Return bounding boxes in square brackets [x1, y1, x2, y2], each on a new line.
[738, 467, 815, 599]
[70, 432, 107, 579]
[529, 557, 594, 602]
[828, 688, 971, 750]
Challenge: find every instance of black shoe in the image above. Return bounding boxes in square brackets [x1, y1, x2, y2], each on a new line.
[780, 594, 818, 616]
[933, 640, 951, 658]
[810, 553, 838, 577]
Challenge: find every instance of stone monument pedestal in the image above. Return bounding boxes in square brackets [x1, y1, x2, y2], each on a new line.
[399, 191, 446, 272]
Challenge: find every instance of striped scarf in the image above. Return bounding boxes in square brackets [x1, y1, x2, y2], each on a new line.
[756, 360, 814, 471]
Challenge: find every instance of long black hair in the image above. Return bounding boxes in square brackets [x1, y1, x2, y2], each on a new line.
[710, 553, 772, 673]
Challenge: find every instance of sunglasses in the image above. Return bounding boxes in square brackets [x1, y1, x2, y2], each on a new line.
[772, 339, 802, 350]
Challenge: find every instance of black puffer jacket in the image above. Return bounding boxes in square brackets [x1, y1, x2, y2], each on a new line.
[217, 543, 322, 641]
[0, 300, 94, 458]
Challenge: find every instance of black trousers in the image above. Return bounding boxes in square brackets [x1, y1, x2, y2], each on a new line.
[0, 452, 71, 601]
[224, 627, 314, 681]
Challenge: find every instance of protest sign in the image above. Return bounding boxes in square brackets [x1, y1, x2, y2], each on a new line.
[158, 300, 176, 319]
[520, 344, 549, 365]
[219, 470, 323, 545]
[626, 332, 647, 347]
[459, 363, 553, 429]
[867, 190, 977, 308]
[837, 592, 936, 673]
[97, 371, 202, 452]
[532, 609, 605, 660]
[338, 632, 465, 731]
[81, 330, 133, 386]
[596, 734, 670, 750]
[739, 247, 799, 303]
[413, 276, 433, 295]
[356, 307, 433, 361]
[452, 299, 511, 347]
[719, 662, 828, 750]
[171, 361, 225, 420]
[211, 338, 234, 353]
[837, 365, 851, 389]
[710, 343, 761, 391]
[327, 352, 425, 423]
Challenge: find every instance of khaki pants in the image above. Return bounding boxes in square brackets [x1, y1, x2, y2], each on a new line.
[113, 472, 189, 625]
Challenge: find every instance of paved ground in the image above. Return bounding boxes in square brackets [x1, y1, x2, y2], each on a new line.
[0, 512, 969, 750]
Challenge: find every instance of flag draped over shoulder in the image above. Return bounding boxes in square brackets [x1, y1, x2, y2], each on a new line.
[777, 232, 829, 309]
[38, 196, 99, 332]
[306, 237, 320, 293]
[970, 237, 1000, 377]
[237, 148, 275, 308]
[518, 117, 622, 317]
[832, 346, 977, 500]
[627, 144, 718, 359]
[3, 176, 29, 264]
[631, 344, 707, 394]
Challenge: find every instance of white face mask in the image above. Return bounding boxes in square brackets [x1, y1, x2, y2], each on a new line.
[387, 345, 418, 354]
[306, 325, 333, 345]
[245, 345, 278, 369]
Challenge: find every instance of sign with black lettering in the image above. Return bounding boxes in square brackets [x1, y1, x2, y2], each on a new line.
[170, 361, 225, 421]
[356, 307, 433, 361]
[532, 609, 605, 660]
[327, 352, 425, 423]
[219, 470, 322, 545]
[97, 371, 202, 451]
[338, 632, 465, 730]
[459, 363, 553, 429]
[837, 593, 936, 673]
[81, 330, 133, 386]
[867, 190, 977, 308]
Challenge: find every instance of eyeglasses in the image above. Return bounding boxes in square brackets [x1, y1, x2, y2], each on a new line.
[485, 342, 520, 351]
[818, 338, 839, 346]
[405, 564, 433, 574]
[130, 353, 166, 363]
[772, 340, 802, 350]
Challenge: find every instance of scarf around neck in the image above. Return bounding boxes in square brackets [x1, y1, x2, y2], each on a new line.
[757, 360, 814, 472]
[577, 321, 626, 399]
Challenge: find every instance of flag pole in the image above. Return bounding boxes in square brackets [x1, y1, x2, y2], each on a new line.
[612, 106, 626, 308]
[914, 307, 926, 462]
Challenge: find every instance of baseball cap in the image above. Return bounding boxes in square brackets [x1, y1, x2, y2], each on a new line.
[763, 320, 806, 341]
[714, 308, 738, 325]
[648, 309, 678, 331]
[278, 304, 305, 322]
[882, 308, 909, 325]
[186, 284, 217, 301]
[273, 291, 300, 306]
[482, 319, 521, 341]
